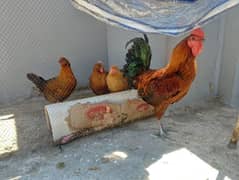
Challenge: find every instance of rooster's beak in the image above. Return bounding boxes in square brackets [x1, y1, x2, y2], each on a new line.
[99, 67, 104, 73]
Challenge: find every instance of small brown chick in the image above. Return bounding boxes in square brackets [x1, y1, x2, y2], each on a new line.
[106, 65, 129, 93]
[89, 61, 109, 95]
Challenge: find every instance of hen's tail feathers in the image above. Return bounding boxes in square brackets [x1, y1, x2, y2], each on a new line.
[27, 73, 46, 92]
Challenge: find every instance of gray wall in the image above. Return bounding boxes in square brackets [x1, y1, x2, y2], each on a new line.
[0, 1, 107, 104]
[0, 1, 238, 107]
[219, 6, 239, 107]
[107, 18, 224, 107]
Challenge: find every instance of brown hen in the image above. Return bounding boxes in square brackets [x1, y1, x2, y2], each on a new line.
[27, 57, 77, 103]
[89, 61, 109, 95]
[106, 66, 129, 93]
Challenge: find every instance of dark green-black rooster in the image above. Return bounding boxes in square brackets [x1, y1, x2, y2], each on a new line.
[123, 34, 152, 88]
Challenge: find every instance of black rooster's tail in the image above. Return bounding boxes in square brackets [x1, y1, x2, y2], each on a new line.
[26, 73, 46, 92]
[123, 34, 152, 88]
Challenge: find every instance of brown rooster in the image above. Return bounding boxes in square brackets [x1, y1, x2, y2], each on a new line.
[106, 65, 129, 93]
[27, 57, 77, 103]
[136, 28, 205, 137]
[89, 61, 109, 95]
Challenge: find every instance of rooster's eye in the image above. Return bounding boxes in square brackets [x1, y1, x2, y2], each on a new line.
[190, 35, 205, 42]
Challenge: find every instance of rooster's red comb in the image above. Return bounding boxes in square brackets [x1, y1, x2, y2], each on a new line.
[191, 28, 205, 39]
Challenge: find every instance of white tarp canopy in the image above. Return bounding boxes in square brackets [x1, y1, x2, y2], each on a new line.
[71, 0, 239, 36]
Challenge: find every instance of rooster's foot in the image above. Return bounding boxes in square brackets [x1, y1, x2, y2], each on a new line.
[151, 123, 169, 139]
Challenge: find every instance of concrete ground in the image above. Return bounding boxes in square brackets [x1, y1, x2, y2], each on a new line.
[0, 90, 239, 180]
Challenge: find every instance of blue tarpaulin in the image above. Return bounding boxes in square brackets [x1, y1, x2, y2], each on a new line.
[71, 0, 239, 36]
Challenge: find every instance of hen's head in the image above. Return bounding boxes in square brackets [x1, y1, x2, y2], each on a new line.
[109, 66, 120, 75]
[93, 61, 105, 73]
[187, 28, 205, 57]
[59, 57, 71, 67]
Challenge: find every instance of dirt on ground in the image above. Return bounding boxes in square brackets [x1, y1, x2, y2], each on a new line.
[0, 90, 239, 180]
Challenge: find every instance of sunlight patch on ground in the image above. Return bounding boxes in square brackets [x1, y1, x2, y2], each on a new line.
[224, 176, 232, 180]
[8, 176, 22, 180]
[0, 114, 18, 156]
[0, 114, 14, 120]
[103, 151, 128, 161]
[146, 148, 221, 180]
[111, 151, 128, 159]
